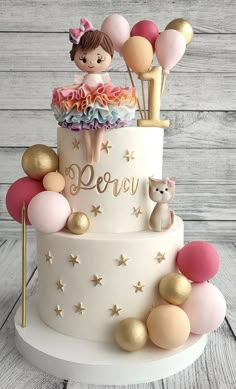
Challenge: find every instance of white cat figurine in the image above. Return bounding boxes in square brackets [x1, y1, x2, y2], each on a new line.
[149, 177, 176, 232]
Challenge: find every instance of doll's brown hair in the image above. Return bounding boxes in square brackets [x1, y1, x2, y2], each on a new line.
[70, 30, 114, 61]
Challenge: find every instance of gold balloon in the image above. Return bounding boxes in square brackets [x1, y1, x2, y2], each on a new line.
[165, 18, 193, 45]
[67, 212, 90, 235]
[22, 144, 59, 180]
[121, 36, 153, 74]
[115, 317, 148, 352]
[159, 273, 191, 305]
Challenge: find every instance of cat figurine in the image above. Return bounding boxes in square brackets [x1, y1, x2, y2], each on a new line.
[149, 177, 176, 232]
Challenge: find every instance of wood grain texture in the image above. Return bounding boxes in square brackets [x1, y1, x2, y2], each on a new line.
[1, 111, 236, 149]
[162, 322, 236, 389]
[1, 72, 236, 111]
[0, 239, 37, 329]
[0, 148, 234, 184]
[0, 0, 236, 33]
[1, 33, 235, 73]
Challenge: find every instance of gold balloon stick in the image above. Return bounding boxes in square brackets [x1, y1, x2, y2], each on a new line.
[21, 204, 27, 328]
[126, 65, 144, 120]
[141, 80, 147, 119]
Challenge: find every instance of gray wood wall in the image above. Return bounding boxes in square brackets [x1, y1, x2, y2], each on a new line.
[0, 0, 235, 240]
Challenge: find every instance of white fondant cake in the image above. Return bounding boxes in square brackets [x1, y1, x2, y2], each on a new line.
[58, 126, 164, 233]
[37, 217, 183, 341]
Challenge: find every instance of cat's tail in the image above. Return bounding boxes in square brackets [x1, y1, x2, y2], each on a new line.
[170, 209, 175, 226]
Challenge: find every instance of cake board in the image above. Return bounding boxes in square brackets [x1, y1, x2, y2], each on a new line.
[15, 296, 207, 385]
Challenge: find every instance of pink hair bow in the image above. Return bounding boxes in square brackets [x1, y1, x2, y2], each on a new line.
[69, 18, 94, 44]
[164, 177, 176, 187]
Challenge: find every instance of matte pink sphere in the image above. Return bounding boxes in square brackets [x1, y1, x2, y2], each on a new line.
[28, 191, 71, 233]
[181, 282, 226, 334]
[131, 20, 159, 50]
[176, 241, 220, 282]
[6, 177, 44, 225]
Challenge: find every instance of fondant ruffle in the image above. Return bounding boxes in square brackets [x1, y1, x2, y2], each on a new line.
[59, 118, 129, 131]
[51, 82, 137, 131]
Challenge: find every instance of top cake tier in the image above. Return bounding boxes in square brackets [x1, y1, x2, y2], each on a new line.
[58, 126, 163, 233]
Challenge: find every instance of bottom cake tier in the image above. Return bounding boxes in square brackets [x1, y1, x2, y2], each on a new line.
[37, 216, 184, 342]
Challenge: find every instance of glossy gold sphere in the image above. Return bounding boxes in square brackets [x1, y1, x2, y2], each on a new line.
[115, 318, 148, 352]
[67, 212, 90, 235]
[22, 144, 59, 180]
[165, 18, 193, 45]
[159, 273, 192, 305]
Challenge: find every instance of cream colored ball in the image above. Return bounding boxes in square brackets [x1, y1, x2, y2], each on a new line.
[43, 172, 65, 192]
[159, 273, 192, 305]
[115, 318, 148, 352]
[146, 305, 190, 349]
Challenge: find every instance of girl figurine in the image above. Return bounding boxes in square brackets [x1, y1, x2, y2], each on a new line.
[51, 18, 137, 164]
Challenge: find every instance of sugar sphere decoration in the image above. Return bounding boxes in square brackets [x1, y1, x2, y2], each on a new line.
[181, 282, 226, 335]
[115, 318, 148, 352]
[121, 36, 153, 74]
[131, 19, 159, 50]
[28, 191, 71, 233]
[43, 172, 65, 192]
[67, 212, 90, 235]
[176, 241, 220, 282]
[159, 273, 192, 305]
[146, 305, 190, 349]
[6, 177, 44, 225]
[22, 144, 59, 180]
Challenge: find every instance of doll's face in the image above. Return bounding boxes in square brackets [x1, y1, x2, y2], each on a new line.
[74, 45, 112, 73]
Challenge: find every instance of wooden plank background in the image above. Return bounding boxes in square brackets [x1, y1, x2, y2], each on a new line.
[0, 0, 235, 239]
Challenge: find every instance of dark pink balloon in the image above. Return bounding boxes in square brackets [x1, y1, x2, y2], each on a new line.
[177, 241, 220, 282]
[131, 20, 159, 50]
[6, 177, 44, 225]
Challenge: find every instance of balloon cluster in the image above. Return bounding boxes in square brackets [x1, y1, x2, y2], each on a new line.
[6, 144, 90, 235]
[101, 14, 193, 95]
[115, 241, 226, 352]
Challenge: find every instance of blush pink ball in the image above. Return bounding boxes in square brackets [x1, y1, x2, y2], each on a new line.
[28, 191, 71, 233]
[181, 282, 226, 335]
[6, 177, 44, 225]
[131, 20, 159, 50]
[176, 241, 220, 282]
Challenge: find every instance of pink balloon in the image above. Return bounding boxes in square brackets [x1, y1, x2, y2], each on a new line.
[155, 29, 186, 74]
[101, 14, 130, 53]
[177, 241, 220, 282]
[28, 191, 71, 233]
[6, 177, 44, 225]
[131, 20, 159, 50]
[181, 282, 226, 335]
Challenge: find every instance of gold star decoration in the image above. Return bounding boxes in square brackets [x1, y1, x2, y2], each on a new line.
[69, 254, 80, 267]
[155, 252, 166, 263]
[124, 150, 135, 162]
[56, 279, 66, 292]
[133, 281, 145, 293]
[117, 254, 129, 266]
[72, 138, 80, 150]
[74, 303, 86, 314]
[91, 205, 102, 217]
[132, 206, 143, 218]
[110, 304, 122, 316]
[101, 141, 112, 154]
[91, 274, 103, 286]
[45, 251, 54, 264]
[55, 305, 64, 317]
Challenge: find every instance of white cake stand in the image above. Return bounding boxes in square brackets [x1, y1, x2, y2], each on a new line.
[15, 296, 207, 385]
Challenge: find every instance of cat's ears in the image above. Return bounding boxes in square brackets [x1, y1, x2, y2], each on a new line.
[149, 176, 176, 185]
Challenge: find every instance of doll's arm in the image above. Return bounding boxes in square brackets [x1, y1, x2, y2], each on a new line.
[74, 73, 84, 85]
